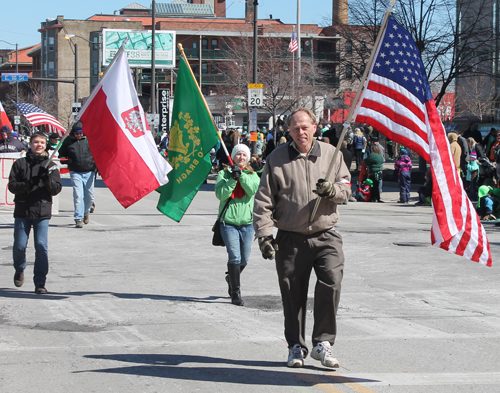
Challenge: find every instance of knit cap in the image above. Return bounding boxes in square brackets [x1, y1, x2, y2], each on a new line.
[231, 144, 251, 163]
[470, 151, 477, 160]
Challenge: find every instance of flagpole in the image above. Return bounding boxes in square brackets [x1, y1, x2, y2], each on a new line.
[45, 40, 131, 168]
[177, 43, 234, 166]
[292, 26, 295, 98]
[309, 0, 397, 223]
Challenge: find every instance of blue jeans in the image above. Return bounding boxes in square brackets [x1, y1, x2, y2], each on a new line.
[13, 218, 50, 287]
[70, 171, 95, 221]
[220, 223, 254, 267]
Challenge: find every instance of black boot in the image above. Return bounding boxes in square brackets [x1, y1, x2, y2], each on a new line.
[227, 264, 244, 306]
[225, 271, 231, 297]
[225, 265, 246, 297]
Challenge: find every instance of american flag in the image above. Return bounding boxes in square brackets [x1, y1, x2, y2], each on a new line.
[288, 30, 298, 53]
[14, 102, 66, 136]
[353, 16, 492, 266]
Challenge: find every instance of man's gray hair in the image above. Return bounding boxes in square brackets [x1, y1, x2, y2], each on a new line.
[287, 108, 316, 127]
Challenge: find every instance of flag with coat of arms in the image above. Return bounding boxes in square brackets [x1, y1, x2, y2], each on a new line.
[76, 47, 172, 208]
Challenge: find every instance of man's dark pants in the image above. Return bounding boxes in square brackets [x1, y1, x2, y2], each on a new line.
[275, 228, 344, 353]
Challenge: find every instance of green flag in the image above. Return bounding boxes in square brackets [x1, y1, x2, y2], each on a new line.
[157, 57, 218, 222]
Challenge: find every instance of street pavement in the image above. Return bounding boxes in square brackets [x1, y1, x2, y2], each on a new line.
[1, 175, 500, 393]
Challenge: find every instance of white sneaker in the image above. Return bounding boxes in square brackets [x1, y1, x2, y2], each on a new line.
[310, 341, 339, 368]
[287, 344, 306, 368]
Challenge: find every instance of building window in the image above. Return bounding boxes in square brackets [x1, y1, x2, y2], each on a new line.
[212, 63, 218, 74]
[192, 64, 199, 75]
[93, 61, 98, 75]
[49, 37, 54, 51]
[192, 41, 197, 49]
[92, 37, 99, 51]
[346, 64, 353, 79]
[48, 61, 55, 76]
[284, 63, 289, 71]
[345, 40, 352, 55]
[202, 63, 208, 74]
[202, 39, 208, 50]
[211, 39, 218, 49]
[360, 41, 367, 52]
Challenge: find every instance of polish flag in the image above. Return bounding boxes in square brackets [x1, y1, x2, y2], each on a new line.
[77, 48, 172, 208]
[0, 101, 13, 129]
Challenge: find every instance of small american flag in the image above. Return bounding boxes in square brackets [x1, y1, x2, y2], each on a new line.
[14, 102, 66, 136]
[288, 30, 298, 53]
[353, 16, 492, 266]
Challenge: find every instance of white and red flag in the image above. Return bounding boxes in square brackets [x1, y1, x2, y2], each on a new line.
[0, 101, 13, 129]
[353, 16, 492, 266]
[77, 48, 172, 208]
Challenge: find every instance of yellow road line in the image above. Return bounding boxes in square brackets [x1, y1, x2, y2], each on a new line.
[297, 373, 346, 393]
[297, 371, 379, 393]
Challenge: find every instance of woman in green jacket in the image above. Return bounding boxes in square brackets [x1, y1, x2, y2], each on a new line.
[215, 144, 260, 306]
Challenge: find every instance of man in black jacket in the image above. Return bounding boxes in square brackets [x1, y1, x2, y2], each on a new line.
[8, 132, 62, 294]
[59, 127, 96, 228]
[0, 125, 26, 153]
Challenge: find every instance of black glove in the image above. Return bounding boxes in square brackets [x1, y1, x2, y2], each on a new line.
[231, 165, 241, 180]
[258, 235, 279, 260]
[313, 178, 336, 198]
[37, 165, 51, 185]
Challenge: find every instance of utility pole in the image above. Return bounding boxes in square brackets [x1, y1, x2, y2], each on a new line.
[251, 0, 259, 154]
[74, 43, 79, 103]
[151, 0, 156, 115]
[297, 0, 301, 81]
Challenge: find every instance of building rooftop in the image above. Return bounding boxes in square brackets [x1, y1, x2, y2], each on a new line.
[156, 1, 214, 16]
[0, 44, 41, 67]
[121, 2, 149, 10]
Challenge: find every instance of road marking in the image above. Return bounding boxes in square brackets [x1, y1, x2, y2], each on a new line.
[297, 372, 380, 393]
[297, 373, 346, 393]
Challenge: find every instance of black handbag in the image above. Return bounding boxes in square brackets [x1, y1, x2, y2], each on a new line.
[212, 198, 232, 247]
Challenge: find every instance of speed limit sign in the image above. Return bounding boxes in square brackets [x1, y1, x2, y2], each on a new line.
[248, 83, 263, 107]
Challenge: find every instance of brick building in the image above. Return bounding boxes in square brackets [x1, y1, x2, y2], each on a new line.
[18, 0, 342, 130]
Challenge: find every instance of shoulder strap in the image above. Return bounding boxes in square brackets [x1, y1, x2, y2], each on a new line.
[218, 198, 232, 220]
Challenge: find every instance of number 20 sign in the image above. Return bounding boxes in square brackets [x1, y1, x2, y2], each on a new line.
[248, 83, 263, 107]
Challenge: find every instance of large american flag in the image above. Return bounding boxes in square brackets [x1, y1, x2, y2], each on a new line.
[14, 102, 66, 136]
[353, 16, 492, 266]
[288, 30, 298, 53]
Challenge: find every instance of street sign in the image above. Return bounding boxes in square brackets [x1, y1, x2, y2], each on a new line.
[146, 113, 160, 127]
[72, 102, 82, 116]
[1, 73, 28, 82]
[14, 115, 20, 125]
[249, 108, 257, 132]
[248, 83, 263, 107]
[157, 88, 170, 135]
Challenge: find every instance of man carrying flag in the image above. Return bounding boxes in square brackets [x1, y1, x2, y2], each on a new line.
[75, 45, 172, 209]
[156, 44, 219, 222]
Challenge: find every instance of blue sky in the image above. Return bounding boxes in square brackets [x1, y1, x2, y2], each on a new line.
[1, 0, 333, 50]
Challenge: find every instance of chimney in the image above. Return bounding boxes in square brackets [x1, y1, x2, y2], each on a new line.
[332, 0, 348, 25]
[246, 0, 255, 23]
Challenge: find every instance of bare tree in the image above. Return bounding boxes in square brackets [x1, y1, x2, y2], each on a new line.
[334, 0, 496, 106]
[454, 75, 498, 121]
[216, 35, 331, 130]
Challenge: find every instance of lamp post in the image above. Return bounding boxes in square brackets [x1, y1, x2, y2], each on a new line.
[64, 34, 79, 103]
[0, 40, 19, 123]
